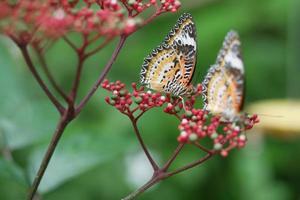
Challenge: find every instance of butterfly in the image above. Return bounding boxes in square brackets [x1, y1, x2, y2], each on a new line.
[202, 31, 245, 121]
[140, 13, 197, 97]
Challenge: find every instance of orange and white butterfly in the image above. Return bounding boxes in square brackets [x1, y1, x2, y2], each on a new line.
[202, 31, 245, 121]
[140, 13, 197, 97]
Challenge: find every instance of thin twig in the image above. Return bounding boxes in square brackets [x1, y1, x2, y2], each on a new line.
[129, 115, 159, 171]
[62, 35, 77, 51]
[193, 142, 214, 154]
[165, 153, 214, 177]
[136, 10, 163, 30]
[122, 176, 158, 200]
[84, 37, 113, 58]
[69, 34, 90, 104]
[135, 110, 146, 121]
[75, 35, 127, 115]
[87, 33, 102, 44]
[122, 144, 213, 199]
[69, 58, 84, 103]
[19, 45, 65, 115]
[162, 143, 185, 171]
[120, 1, 133, 17]
[34, 48, 70, 103]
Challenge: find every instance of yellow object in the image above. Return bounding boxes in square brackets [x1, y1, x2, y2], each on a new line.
[247, 99, 300, 137]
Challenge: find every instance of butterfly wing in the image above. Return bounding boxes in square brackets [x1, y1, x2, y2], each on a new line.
[165, 13, 197, 85]
[216, 31, 244, 74]
[140, 13, 197, 96]
[202, 31, 244, 120]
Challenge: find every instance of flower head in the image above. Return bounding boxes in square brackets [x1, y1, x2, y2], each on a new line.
[0, 0, 181, 45]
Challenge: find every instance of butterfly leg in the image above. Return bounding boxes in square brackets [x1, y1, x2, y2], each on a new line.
[179, 96, 187, 111]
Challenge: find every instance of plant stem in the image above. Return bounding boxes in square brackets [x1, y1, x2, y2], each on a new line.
[165, 153, 214, 177]
[69, 58, 84, 103]
[162, 143, 185, 171]
[62, 35, 77, 51]
[27, 112, 70, 200]
[84, 37, 113, 58]
[19, 45, 65, 115]
[35, 49, 70, 103]
[121, 176, 159, 200]
[122, 144, 214, 199]
[75, 35, 127, 115]
[26, 34, 129, 199]
[193, 142, 214, 154]
[129, 115, 159, 171]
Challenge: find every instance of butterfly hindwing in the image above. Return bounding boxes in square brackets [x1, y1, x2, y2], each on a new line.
[202, 31, 244, 120]
[140, 13, 197, 96]
[140, 44, 183, 93]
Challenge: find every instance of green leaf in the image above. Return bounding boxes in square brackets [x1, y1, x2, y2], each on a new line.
[0, 36, 57, 150]
[0, 157, 28, 199]
[28, 113, 133, 193]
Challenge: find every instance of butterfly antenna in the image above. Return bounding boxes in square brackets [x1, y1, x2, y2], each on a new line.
[247, 112, 284, 118]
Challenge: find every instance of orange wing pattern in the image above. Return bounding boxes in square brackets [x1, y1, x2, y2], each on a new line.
[202, 31, 244, 121]
[140, 13, 197, 96]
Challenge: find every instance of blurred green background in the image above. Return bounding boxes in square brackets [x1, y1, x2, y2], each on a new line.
[1, 0, 300, 199]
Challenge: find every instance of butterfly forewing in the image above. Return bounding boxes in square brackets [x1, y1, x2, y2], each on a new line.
[216, 31, 244, 73]
[202, 31, 244, 120]
[165, 13, 197, 85]
[140, 13, 197, 96]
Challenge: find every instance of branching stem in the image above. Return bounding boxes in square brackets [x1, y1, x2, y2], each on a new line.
[75, 35, 127, 115]
[34, 49, 70, 103]
[19, 45, 65, 115]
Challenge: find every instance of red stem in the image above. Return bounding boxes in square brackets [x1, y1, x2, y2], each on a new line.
[27, 112, 70, 200]
[193, 142, 214, 154]
[162, 143, 185, 171]
[62, 35, 77, 51]
[34, 48, 71, 103]
[69, 34, 90, 105]
[122, 149, 214, 200]
[19, 45, 65, 115]
[84, 37, 114, 58]
[164, 153, 214, 177]
[23, 7, 169, 199]
[129, 114, 159, 171]
[69, 58, 84, 103]
[121, 176, 159, 200]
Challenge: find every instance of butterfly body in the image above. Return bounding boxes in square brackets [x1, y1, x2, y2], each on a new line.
[140, 13, 197, 97]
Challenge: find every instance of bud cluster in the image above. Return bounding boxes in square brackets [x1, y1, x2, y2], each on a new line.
[102, 80, 259, 157]
[101, 79, 169, 114]
[178, 111, 259, 156]
[122, 0, 181, 14]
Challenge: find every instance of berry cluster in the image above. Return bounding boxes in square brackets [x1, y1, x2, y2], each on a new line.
[161, 0, 181, 12]
[101, 79, 168, 114]
[178, 110, 259, 156]
[102, 80, 259, 156]
[122, 0, 181, 14]
[163, 84, 202, 115]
